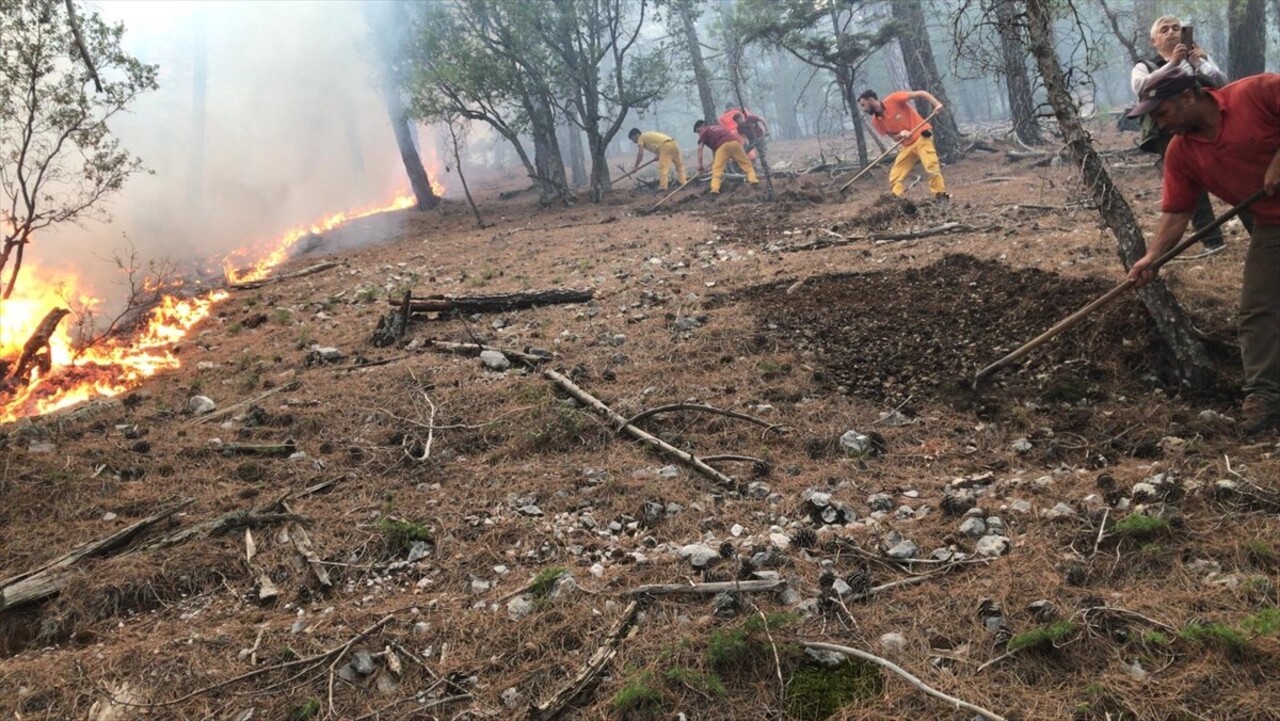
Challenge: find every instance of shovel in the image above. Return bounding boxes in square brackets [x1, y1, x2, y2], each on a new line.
[648, 171, 708, 212]
[972, 188, 1265, 390]
[838, 108, 941, 194]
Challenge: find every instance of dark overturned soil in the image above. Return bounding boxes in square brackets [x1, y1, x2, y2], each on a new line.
[739, 254, 1176, 408]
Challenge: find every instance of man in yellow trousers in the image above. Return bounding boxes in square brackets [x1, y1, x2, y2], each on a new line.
[628, 127, 687, 191]
[857, 88, 948, 200]
[694, 119, 758, 195]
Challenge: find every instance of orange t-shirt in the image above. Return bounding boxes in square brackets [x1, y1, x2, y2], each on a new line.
[870, 91, 931, 146]
[718, 108, 746, 137]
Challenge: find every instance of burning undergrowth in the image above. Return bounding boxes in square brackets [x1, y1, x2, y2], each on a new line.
[738, 253, 1189, 407]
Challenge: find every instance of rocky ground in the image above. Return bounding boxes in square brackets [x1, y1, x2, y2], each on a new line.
[3, 126, 1280, 721]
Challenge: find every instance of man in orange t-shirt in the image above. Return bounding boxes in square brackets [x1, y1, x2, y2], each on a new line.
[857, 88, 947, 199]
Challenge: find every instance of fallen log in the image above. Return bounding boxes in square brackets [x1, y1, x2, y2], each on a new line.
[782, 222, 978, 252]
[427, 340, 551, 367]
[390, 288, 594, 314]
[1, 498, 194, 612]
[228, 261, 339, 291]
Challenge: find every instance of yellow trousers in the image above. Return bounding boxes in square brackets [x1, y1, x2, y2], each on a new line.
[711, 141, 758, 193]
[657, 141, 686, 191]
[888, 136, 946, 196]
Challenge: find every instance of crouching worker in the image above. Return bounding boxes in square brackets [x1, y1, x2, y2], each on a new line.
[694, 119, 757, 195]
[628, 128, 686, 191]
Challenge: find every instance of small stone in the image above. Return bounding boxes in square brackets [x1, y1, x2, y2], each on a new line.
[480, 350, 511, 371]
[975, 535, 1011, 557]
[730, 524, 744, 537]
[518, 505, 543, 517]
[867, 493, 894, 512]
[831, 578, 852, 597]
[1010, 438, 1033, 454]
[673, 317, 703, 331]
[839, 430, 873, 456]
[407, 541, 430, 563]
[679, 544, 719, 569]
[507, 595, 535, 620]
[877, 410, 913, 426]
[769, 533, 791, 551]
[351, 650, 376, 676]
[657, 465, 680, 478]
[746, 481, 771, 500]
[188, 395, 216, 415]
[1010, 499, 1032, 514]
[1041, 502, 1076, 520]
[609, 334, 627, 347]
[958, 517, 986, 538]
[879, 632, 908, 655]
[886, 540, 919, 559]
[501, 687, 523, 709]
[413, 622, 429, 635]
[102, 512, 118, 522]
[590, 563, 604, 577]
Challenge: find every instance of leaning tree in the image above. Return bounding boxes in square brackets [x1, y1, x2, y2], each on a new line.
[0, 0, 157, 299]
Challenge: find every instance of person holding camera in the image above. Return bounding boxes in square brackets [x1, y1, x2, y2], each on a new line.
[1131, 15, 1229, 251]
[857, 88, 948, 201]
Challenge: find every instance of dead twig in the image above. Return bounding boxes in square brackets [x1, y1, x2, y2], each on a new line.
[228, 262, 339, 290]
[189, 380, 301, 425]
[543, 368, 739, 490]
[800, 641, 1008, 721]
[623, 579, 784, 596]
[624, 402, 787, 434]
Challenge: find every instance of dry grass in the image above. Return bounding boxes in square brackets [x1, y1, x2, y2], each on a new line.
[3, 126, 1280, 720]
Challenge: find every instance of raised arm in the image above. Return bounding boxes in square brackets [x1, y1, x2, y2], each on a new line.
[907, 90, 943, 112]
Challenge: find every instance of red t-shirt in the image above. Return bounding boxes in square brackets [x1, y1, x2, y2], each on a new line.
[697, 125, 741, 152]
[1163, 74, 1280, 225]
[870, 91, 930, 146]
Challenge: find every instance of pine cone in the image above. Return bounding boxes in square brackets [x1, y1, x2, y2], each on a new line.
[818, 570, 836, 589]
[736, 557, 757, 580]
[846, 564, 872, 597]
[792, 527, 818, 550]
[718, 540, 736, 560]
[993, 624, 1014, 650]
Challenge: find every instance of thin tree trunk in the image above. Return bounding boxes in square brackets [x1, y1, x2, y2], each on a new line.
[891, 0, 963, 162]
[1228, 0, 1266, 79]
[1024, 0, 1215, 386]
[677, 0, 717, 122]
[562, 109, 587, 188]
[447, 120, 484, 228]
[995, 0, 1043, 146]
[386, 90, 441, 211]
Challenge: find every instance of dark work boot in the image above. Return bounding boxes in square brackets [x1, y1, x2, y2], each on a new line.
[1242, 394, 1280, 436]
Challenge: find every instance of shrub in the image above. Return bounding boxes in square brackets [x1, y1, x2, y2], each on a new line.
[376, 517, 432, 553]
[1007, 621, 1076, 653]
[612, 672, 663, 718]
[784, 660, 882, 721]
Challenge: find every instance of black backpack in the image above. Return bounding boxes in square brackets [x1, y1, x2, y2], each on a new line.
[1133, 56, 1222, 155]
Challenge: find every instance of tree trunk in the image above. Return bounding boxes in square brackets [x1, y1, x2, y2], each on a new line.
[995, 0, 1043, 146]
[677, 0, 717, 122]
[386, 91, 441, 211]
[1228, 0, 1266, 79]
[891, 0, 963, 162]
[839, 74, 869, 167]
[562, 109, 587, 188]
[1024, 0, 1216, 386]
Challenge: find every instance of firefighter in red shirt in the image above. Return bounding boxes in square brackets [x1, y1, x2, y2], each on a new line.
[694, 119, 758, 195]
[857, 88, 947, 200]
[1127, 72, 1280, 433]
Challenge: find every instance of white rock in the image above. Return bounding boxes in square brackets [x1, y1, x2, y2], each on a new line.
[769, 533, 791, 551]
[879, 632, 908, 655]
[480, 350, 511, 371]
[188, 395, 216, 415]
[102, 512, 118, 522]
[678, 544, 719, 569]
[839, 430, 873, 456]
[975, 535, 1011, 557]
[507, 596, 535, 620]
[730, 524, 744, 537]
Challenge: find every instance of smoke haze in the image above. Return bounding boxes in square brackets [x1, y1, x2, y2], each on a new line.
[41, 0, 434, 298]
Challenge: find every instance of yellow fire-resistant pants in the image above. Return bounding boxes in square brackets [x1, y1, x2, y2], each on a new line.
[888, 135, 946, 196]
[710, 141, 758, 194]
[657, 141, 687, 191]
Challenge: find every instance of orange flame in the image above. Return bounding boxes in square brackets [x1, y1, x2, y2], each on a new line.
[0, 188, 434, 424]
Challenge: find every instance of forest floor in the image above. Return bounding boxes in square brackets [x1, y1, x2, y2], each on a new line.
[4, 122, 1280, 721]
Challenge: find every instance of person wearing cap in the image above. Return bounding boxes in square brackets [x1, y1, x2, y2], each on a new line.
[694, 119, 758, 195]
[732, 110, 768, 155]
[628, 128, 686, 192]
[857, 88, 948, 200]
[1126, 72, 1280, 434]
[1131, 15, 1229, 251]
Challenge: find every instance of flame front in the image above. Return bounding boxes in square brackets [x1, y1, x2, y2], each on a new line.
[0, 188, 434, 424]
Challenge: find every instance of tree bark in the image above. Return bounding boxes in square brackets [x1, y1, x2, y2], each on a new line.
[891, 0, 963, 162]
[562, 109, 587, 188]
[676, 0, 718, 122]
[1024, 0, 1216, 386]
[1228, 0, 1266, 79]
[995, 1, 1042, 146]
[393, 288, 595, 313]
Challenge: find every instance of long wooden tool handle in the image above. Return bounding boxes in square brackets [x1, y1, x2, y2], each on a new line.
[973, 188, 1265, 387]
[612, 158, 657, 185]
[649, 171, 707, 211]
[839, 108, 941, 194]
